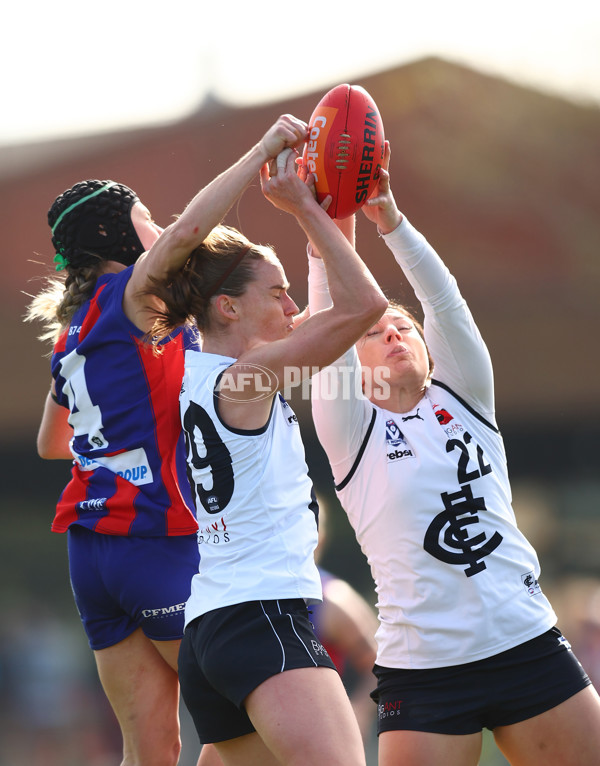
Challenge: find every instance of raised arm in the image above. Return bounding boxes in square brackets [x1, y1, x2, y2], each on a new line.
[124, 115, 309, 329]
[213, 152, 387, 431]
[307, 213, 378, 480]
[251, 151, 387, 379]
[364, 143, 495, 415]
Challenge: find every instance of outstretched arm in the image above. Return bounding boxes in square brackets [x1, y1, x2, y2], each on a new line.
[124, 115, 309, 330]
[213, 152, 387, 431]
[255, 151, 387, 377]
[364, 142, 495, 415]
[306, 213, 378, 482]
[361, 142, 403, 235]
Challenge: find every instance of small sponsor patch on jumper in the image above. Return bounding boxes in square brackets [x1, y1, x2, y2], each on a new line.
[557, 634, 572, 651]
[378, 699, 403, 720]
[385, 419, 405, 446]
[311, 639, 329, 657]
[141, 602, 186, 619]
[434, 405, 454, 425]
[432, 402, 465, 435]
[279, 395, 299, 426]
[385, 419, 414, 462]
[521, 571, 542, 596]
[74, 447, 153, 486]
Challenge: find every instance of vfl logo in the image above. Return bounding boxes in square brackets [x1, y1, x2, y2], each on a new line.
[424, 485, 503, 577]
[386, 419, 414, 462]
[402, 408, 424, 422]
[385, 419, 405, 446]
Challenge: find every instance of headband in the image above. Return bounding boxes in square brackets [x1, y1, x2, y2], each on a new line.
[204, 245, 252, 300]
[51, 182, 117, 234]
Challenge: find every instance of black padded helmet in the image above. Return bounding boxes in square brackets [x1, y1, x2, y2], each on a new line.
[48, 180, 146, 271]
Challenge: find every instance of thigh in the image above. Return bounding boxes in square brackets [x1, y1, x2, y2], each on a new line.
[379, 730, 482, 766]
[246, 666, 366, 766]
[94, 628, 181, 765]
[213, 732, 281, 766]
[179, 599, 341, 748]
[151, 635, 181, 672]
[494, 685, 600, 766]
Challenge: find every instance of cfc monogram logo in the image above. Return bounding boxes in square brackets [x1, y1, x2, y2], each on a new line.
[522, 572, 542, 596]
[423, 430, 503, 576]
[424, 484, 503, 577]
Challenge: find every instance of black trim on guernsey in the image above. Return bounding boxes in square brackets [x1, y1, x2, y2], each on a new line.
[334, 380, 498, 492]
[430, 379, 499, 434]
[212, 368, 277, 436]
[335, 407, 377, 492]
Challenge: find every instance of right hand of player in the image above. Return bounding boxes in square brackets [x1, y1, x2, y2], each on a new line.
[260, 147, 315, 214]
[361, 142, 403, 235]
[259, 114, 308, 161]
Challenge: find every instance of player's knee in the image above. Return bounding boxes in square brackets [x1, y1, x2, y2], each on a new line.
[154, 733, 182, 766]
[124, 733, 181, 766]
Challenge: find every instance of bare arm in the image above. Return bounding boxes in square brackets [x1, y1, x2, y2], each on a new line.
[307, 214, 377, 481]
[217, 153, 387, 430]
[214, 152, 387, 430]
[256, 152, 387, 373]
[37, 387, 73, 459]
[124, 115, 309, 330]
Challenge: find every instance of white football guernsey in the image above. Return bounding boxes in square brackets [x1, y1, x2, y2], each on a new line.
[309, 217, 556, 669]
[181, 351, 323, 626]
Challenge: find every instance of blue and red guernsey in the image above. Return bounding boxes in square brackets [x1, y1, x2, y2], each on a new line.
[50, 268, 199, 537]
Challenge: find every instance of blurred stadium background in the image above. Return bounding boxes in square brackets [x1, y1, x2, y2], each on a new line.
[1, 59, 600, 765]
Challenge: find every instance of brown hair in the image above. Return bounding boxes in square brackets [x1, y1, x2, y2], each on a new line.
[147, 224, 274, 341]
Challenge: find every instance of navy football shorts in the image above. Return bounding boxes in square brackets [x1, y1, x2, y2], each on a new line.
[371, 627, 592, 735]
[67, 524, 199, 650]
[178, 598, 337, 744]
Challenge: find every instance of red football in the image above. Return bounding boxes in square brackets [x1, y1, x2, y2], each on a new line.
[302, 84, 385, 219]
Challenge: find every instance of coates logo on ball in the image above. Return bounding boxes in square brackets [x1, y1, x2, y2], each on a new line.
[302, 83, 385, 219]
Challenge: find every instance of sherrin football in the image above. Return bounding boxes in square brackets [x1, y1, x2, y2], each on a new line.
[302, 84, 385, 219]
